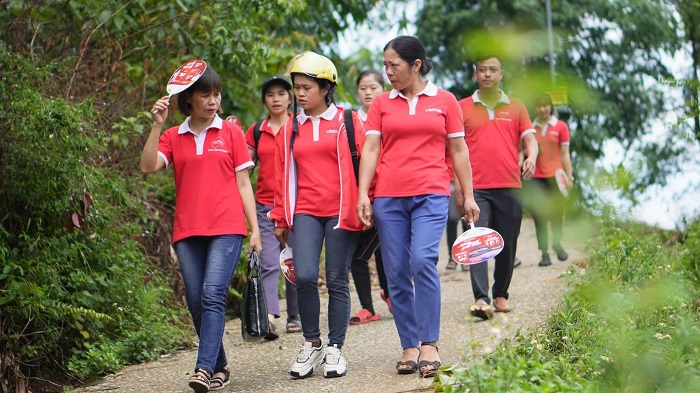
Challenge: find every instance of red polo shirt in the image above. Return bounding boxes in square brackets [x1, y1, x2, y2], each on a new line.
[292, 105, 365, 217]
[245, 117, 278, 206]
[460, 91, 534, 189]
[533, 115, 570, 178]
[158, 116, 254, 243]
[365, 81, 465, 197]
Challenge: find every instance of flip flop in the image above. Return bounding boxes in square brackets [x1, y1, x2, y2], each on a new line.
[349, 309, 381, 325]
[445, 259, 458, 270]
[469, 303, 494, 320]
[514, 257, 522, 268]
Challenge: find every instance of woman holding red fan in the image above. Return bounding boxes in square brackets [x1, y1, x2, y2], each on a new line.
[356, 36, 479, 378]
[142, 63, 261, 393]
[525, 93, 573, 267]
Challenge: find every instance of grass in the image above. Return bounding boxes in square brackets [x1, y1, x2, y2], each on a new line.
[432, 218, 700, 392]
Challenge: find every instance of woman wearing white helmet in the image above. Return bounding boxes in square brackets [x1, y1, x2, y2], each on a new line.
[268, 51, 366, 379]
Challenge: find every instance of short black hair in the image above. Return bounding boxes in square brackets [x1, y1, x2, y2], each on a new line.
[355, 69, 385, 88]
[176, 66, 222, 116]
[384, 35, 433, 76]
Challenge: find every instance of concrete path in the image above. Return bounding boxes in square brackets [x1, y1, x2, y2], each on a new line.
[71, 218, 584, 393]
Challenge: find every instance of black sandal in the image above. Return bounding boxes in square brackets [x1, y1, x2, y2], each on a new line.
[418, 342, 441, 378]
[396, 347, 419, 375]
[188, 369, 211, 393]
[209, 368, 230, 391]
[446, 259, 458, 270]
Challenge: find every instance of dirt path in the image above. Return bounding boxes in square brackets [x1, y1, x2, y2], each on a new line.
[70, 218, 584, 393]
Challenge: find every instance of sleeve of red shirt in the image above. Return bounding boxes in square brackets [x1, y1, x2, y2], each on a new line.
[269, 119, 291, 228]
[230, 124, 254, 172]
[157, 126, 174, 166]
[445, 92, 465, 135]
[559, 121, 570, 144]
[244, 123, 256, 149]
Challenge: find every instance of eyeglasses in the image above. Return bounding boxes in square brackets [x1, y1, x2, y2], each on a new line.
[476, 67, 501, 74]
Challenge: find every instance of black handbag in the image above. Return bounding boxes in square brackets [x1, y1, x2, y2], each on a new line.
[241, 250, 270, 341]
[353, 226, 380, 262]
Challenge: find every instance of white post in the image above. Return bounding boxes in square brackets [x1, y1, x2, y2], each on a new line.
[546, 0, 555, 87]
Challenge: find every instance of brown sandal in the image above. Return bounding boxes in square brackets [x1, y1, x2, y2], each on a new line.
[418, 342, 441, 378]
[188, 369, 211, 393]
[396, 347, 419, 374]
[209, 368, 230, 391]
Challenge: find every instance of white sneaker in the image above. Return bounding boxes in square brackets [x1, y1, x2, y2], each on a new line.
[323, 344, 347, 378]
[289, 341, 324, 378]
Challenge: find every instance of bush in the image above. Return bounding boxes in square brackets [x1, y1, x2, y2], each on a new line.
[434, 217, 700, 393]
[0, 52, 189, 391]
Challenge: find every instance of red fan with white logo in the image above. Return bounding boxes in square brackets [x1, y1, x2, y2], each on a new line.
[224, 115, 243, 128]
[153, 59, 207, 113]
[451, 223, 505, 265]
[279, 247, 296, 285]
[555, 168, 569, 198]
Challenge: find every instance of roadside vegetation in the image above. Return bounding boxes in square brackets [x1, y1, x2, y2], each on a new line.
[434, 217, 700, 392]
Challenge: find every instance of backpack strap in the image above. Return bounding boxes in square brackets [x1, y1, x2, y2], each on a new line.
[253, 121, 263, 148]
[344, 108, 360, 184]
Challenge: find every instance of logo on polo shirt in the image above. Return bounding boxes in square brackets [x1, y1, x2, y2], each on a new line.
[209, 137, 228, 153]
[496, 110, 512, 121]
[425, 108, 443, 113]
[326, 129, 338, 134]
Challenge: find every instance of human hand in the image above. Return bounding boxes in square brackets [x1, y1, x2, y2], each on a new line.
[356, 194, 374, 228]
[461, 197, 480, 225]
[521, 157, 536, 180]
[248, 231, 262, 257]
[151, 96, 170, 124]
[274, 227, 289, 248]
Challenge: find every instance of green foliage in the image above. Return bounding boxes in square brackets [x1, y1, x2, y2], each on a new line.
[432, 218, 700, 393]
[415, 0, 687, 200]
[0, 53, 188, 386]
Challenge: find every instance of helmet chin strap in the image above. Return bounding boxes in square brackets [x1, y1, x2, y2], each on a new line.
[291, 96, 299, 150]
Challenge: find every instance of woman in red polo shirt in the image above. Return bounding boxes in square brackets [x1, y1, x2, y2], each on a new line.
[244, 76, 300, 338]
[527, 93, 573, 266]
[268, 51, 365, 379]
[349, 69, 391, 325]
[356, 36, 479, 378]
[142, 64, 262, 393]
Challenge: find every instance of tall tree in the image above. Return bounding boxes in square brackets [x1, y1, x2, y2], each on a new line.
[674, 0, 700, 142]
[415, 0, 685, 198]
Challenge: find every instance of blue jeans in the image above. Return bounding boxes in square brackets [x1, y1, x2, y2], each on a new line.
[292, 214, 359, 347]
[257, 203, 299, 318]
[174, 235, 243, 375]
[374, 195, 448, 349]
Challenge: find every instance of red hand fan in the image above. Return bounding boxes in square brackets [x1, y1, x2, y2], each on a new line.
[153, 59, 207, 113]
[279, 247, 296, 285]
